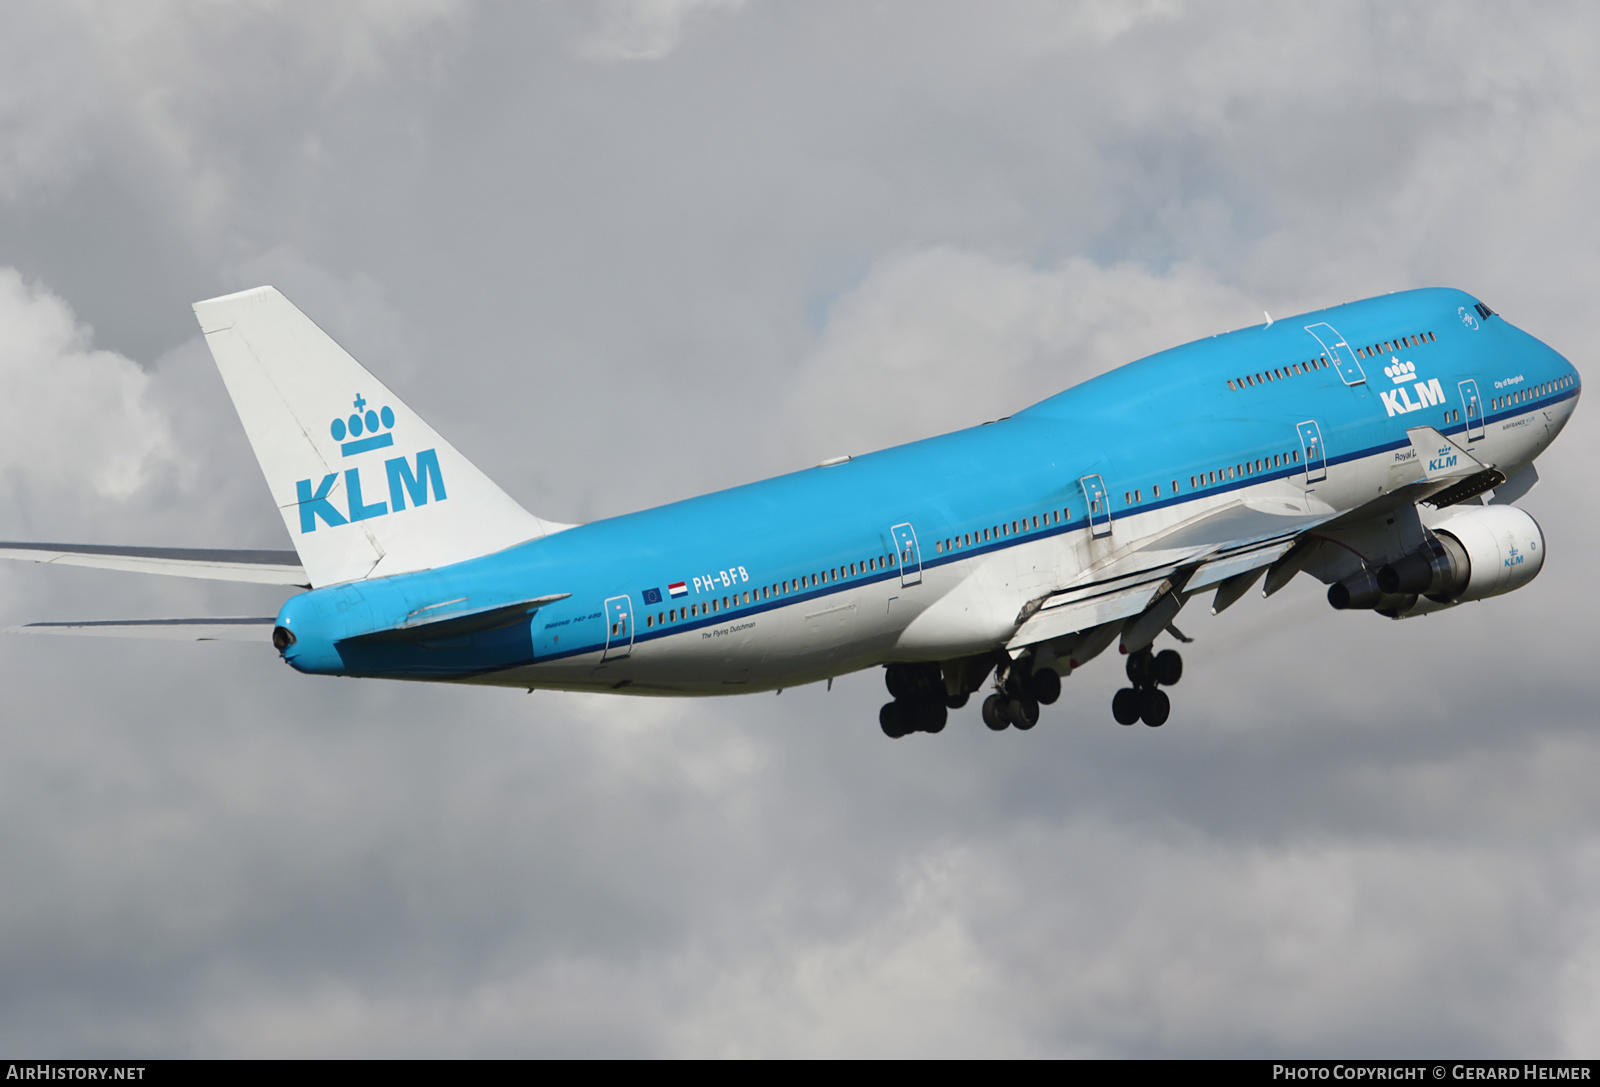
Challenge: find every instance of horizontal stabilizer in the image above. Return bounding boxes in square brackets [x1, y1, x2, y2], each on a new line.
[8, 617, 276, 641]
[0, 542, 306, 585]
[340, 593, 570, 644]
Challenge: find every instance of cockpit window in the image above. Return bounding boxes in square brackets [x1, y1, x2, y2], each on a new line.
[1474, 302, 1496, 319]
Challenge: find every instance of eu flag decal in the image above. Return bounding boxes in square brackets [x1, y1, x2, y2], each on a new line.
[642, 587, 663, 605]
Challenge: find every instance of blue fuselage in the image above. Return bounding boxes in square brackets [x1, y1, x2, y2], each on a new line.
[273, 288, 1579, 693]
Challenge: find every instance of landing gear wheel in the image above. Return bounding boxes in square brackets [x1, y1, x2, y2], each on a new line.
[1153, 649, 1183, 687]
[982, 693, 1011, 731]
[1125, 649, 1154, 687]
[918, 700, 949, 734]
[1028, 667, 1061, 706]
[1112, 688, 1141, 726]
[1007, 695, 1040, 731]
[879, 702, 910, 739]
[944, 692, 970, 710]
[1139, 687, 1170, 727]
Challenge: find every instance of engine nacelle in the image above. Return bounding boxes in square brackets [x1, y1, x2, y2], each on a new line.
[1327, 505, 1545, 615]
[1426, 504, 1545, 603]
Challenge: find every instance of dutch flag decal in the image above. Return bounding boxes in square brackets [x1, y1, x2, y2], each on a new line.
[668, 581, 688, 598]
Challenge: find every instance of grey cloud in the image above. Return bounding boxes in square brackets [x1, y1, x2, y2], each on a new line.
[1, 0, 1598, 1058]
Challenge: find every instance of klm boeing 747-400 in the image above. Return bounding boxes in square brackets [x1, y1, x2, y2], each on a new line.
[1, 286, 1579, 734]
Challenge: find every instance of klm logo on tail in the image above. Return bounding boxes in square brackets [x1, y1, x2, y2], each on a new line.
[1380, 358, 1447, 418]
[295, 394, 448, 533]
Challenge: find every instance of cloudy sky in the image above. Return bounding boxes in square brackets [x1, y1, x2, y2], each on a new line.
[1, 0, 1598, 1057]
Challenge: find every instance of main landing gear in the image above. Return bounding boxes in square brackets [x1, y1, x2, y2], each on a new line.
[878, 646, 1183, 737]
[980, 660, 1060, 732]
[879, 662, 964, 739]
[1111, 648, 1182, 727]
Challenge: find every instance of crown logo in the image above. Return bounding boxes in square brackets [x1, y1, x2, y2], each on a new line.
[1383, 359, 1416, 385]
[1383, 359, 1417, 385]
[329, 393, 396, 456]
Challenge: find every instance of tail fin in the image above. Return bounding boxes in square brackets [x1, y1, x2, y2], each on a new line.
[194, 286, 567, 587]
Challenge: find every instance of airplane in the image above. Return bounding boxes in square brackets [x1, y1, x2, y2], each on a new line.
[0, 285, 1579, 736]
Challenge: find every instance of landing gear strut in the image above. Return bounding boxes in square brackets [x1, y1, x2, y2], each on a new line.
[979, 658, 1054, 731]
[1112, 648, 1180, 727]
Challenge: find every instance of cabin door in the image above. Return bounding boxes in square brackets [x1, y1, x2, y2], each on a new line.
[602, 594, 634, 660]
[1459, 379, 1486, 442]
[1304, 323, 1367, 386]
[1297, 420, 1327, 484]
[1080, 474, 1112, 537]
[890, 523, 923, 587]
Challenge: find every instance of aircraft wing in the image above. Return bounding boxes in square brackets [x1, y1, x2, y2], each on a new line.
[8, 617, 277, 641]
[1008, 496, 1337, 649]
[0, 542, 307, 586]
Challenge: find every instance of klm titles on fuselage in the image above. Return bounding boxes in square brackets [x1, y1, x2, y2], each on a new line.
[1380, 357, 1448, 419]
[294, 394, 448, 533]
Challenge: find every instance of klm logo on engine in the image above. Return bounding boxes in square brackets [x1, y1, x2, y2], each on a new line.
[1505, 545, 1523, 569]
[1379, 358, 1446, 418]
[294, 394, 448, 533]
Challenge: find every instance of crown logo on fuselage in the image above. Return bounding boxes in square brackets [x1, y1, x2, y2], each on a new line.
[1384, 360, 1417, 386]
[1379, 355, 1446, 418]
[330, 393, 396, 456]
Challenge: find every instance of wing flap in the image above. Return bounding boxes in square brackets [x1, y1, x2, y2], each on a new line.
[1009, 577, 1167, 649]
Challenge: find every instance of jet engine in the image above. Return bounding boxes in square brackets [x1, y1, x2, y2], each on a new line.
[1327, 505, 1545, 616]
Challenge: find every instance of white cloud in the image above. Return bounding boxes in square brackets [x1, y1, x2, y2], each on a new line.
[0, 269, 176, 518]
[773, 248, 1259, 464]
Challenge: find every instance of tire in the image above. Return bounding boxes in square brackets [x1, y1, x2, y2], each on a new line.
[1139, 687, 1171, 727]
[918, 700, 948, 734]
[884, 665, 912, 700]
[982, 693, 1010, 731]
[1125, 649, 1154, 687]
[1007, 695, 1040, 730]
[1153, 649, 1183, 687]
[944, 692, 970, 710]
[879, 701, 910, 738]
[1029, 667, 1061, 706]
[1112, 687, 1141, 725]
